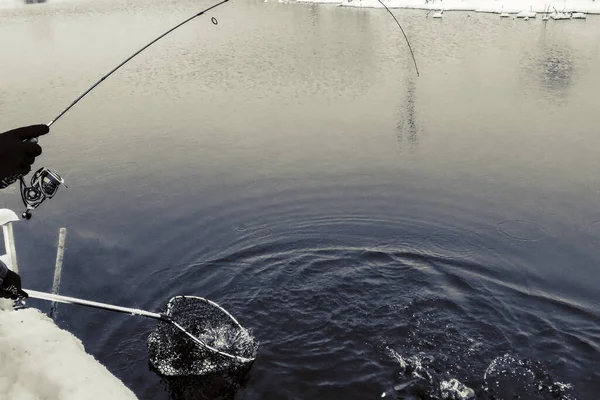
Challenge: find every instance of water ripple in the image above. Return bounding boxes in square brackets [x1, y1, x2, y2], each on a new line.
[497, 219, 548, 241]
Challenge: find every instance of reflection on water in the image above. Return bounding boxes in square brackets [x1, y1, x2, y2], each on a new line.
[528, 24, 576, 99]
[539, 46, 574, 95]
[1, 1, 600, 399]
[396, 72, 419, 151]
[152, 363, 253, 400]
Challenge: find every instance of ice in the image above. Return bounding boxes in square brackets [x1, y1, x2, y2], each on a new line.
[0, 307, 137, 400]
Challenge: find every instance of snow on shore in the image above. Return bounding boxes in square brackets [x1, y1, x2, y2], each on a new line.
[300, 0, 600, 14]
[0, 307, 137, 400]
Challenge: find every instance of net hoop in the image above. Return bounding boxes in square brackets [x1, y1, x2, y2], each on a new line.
[166, 295, 256, 363]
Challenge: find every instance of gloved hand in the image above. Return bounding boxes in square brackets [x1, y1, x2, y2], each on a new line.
[0, 124, 49, 189]
[0, 261, 28, 300]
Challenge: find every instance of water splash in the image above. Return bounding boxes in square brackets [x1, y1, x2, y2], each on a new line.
[483, 353, 576, 400]
[440, 379, 475, 399]
[195, 325, 257, 358]
[386, 348, 576, 399]
[148, 323, 258, 377]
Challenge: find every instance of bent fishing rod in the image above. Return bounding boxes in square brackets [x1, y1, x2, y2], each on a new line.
[46, 0, 231, 129]
[17, 0, 418, 220]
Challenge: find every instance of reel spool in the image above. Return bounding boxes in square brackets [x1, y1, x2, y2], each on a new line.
[19, 167, 66, 220]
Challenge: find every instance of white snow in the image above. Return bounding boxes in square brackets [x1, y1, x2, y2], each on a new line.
[0, 307, 138, 400]
[296, 0, 342, 4]
[1, 208, 137, 400]
[303, 0, 600, 14]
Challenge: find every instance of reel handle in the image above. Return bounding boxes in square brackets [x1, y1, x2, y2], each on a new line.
[19, 167, 66, 221]
[17, 131, 60, 220]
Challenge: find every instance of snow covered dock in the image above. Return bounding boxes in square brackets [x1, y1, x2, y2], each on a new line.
[1, 209, 137, 400]
[303, 0, 600, 14]
[0, 307, 137, 400]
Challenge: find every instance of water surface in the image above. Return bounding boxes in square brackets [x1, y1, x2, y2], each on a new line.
[1, 0, 599, 398]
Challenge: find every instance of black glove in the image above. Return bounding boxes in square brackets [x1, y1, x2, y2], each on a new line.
[0, 124, 49, 189]
[0, 267, 29, 300]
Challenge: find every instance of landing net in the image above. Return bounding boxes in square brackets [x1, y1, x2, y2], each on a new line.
[148, 296, 258, 376]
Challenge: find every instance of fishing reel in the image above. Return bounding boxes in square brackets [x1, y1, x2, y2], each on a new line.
[19, 167, 66, 220]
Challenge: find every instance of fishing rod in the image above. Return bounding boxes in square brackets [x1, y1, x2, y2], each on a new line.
[40, 0, 417, 131]
[18, 0, 232, 220]
[46, 0, 231, 128]
[17, 0, 418, 219]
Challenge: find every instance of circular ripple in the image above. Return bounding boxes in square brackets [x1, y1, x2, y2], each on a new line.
[249, 228, 274, 239]
[427, 228, 480, 255]
[497, 220, 547, 242]
[283, 259, 299, 275]
[371, 238, 432, 257]
[233, 225, 248, 233]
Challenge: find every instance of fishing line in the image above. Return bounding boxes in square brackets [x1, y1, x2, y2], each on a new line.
[17, 0, 418, 219]
[45, 0, 417, 128]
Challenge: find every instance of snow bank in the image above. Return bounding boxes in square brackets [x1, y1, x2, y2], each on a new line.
[331, 0, 600, 14]
[0, 308, 138, 400]
[296, 0, 342, 4]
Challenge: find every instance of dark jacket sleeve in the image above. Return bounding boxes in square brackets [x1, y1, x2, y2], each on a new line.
[0, 259, 9, 284]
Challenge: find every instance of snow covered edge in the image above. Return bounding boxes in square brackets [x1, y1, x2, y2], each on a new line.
[294, 0, 600, 14]
[1, 208, 138, 400]
[0, 307, 138, 400]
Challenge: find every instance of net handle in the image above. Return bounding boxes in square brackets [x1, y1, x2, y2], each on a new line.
[25, 289, 164, 319]
[24, 289, 255, 363]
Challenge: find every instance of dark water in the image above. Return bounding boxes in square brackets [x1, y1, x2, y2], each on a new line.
[1, 0, 600, 398]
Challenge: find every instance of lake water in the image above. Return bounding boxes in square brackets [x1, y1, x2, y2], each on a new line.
[1, 0, 599, 398]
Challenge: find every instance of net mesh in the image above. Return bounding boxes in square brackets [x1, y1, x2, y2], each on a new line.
[147, 296, 257, 377]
